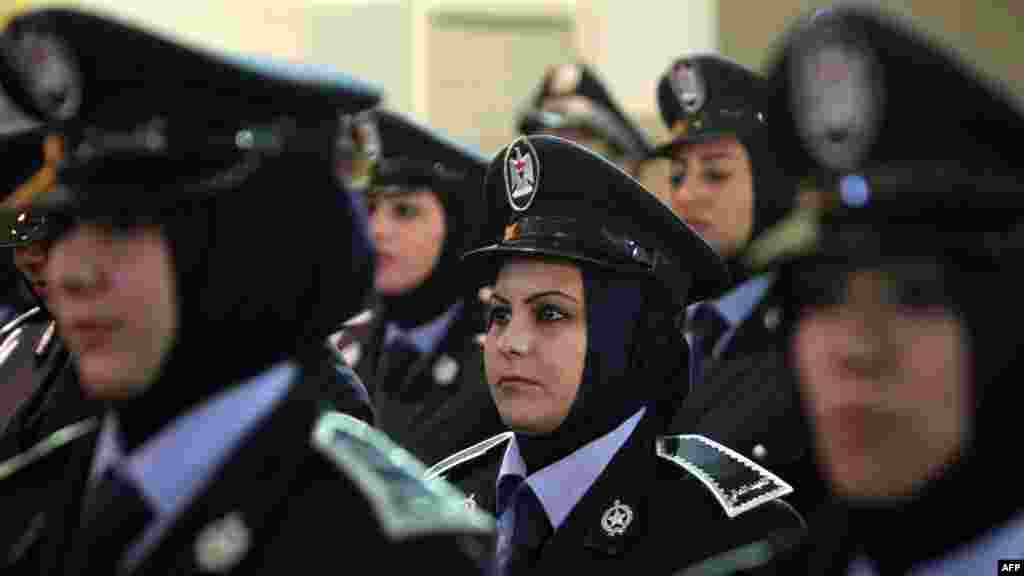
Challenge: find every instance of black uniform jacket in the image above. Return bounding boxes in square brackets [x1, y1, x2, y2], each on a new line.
[425, 413, 807, 575]
[0, 307, 94, 452]
[0, 307, 101, 565]
[671, 286, 826, 516]
[6, 359, 495, 575]
[330, 306, 505, 466]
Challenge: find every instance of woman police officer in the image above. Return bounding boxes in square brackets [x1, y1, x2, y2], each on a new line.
[330, 110, 505, 465]
[426, 134, 804, 574]
[0, 7, 491, 574]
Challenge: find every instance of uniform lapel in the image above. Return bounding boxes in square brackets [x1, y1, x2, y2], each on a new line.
[35, 426, 99, 575]
[534, 415, 658, 568]
[127, 369, 318, 575]
[676, 288, 783, 430]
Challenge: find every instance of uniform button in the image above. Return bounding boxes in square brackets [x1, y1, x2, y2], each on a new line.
[753, 444, 767, 460]
[763, 308, 781, 331]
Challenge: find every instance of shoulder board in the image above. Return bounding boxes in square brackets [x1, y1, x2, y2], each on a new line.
[656, 434, 793, 519]
[0, 418, 99, 482]
[423, 431, 515, 481]
[344, 309, 374, 327]
[311, 411, 496, 540]
[1, 306, 42, 337]
[326, 309, 375, 357]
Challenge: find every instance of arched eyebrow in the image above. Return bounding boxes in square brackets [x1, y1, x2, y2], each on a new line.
[489, 290, 580, 305]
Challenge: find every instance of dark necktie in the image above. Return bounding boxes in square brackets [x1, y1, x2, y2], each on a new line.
[376, 335, 422, 398]
[67, 468, 155, 575]
[493, 475, 553, 576]
[688, 302, 729, 389]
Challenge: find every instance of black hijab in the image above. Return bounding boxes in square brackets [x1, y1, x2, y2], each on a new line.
[374, 158, 477, 330]
[62, 123, 375, 452]
[780, 225, 1024, 574]
[516, 264, 685, 473]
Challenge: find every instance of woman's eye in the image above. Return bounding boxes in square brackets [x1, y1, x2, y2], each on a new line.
[487, 305, 511, 329]
[704, 170, 730, 184]
[535, 304, 567, 323]
[394, 202, 420, 219]
[669, 170, 686, 188]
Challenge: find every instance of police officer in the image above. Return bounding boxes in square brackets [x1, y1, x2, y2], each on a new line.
[681, 6, 1024, 575]
[329, 109, 505, 465]
[0, 128, 101, 569]
[426, 134, 804, 574]
[517, 63, 652, 177]
[648, 54, 823, 516]
[0, 7, 491, 574]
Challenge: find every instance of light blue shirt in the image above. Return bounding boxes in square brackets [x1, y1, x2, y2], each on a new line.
[383, 300, 463, 357]
[847, 510, 1024, 575]
[494, 408, 646, 556]
[88, 361, 296, 572]
[686, 274, 775, 359]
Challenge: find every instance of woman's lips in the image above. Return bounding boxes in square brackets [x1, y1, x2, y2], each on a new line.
[69, 319, 121, 352]
[497, 376, 543, 391]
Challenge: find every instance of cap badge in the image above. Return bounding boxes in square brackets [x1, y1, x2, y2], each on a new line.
[550, 64, 582, 96]
[504, 137, 540, 212]
[671, 61, 705, 115]
[792, 33, 881, 173]
[3, 133, 63, 211]
[6, 28, 82, 121]
[670, 119, 690, 139]
[503, 222, 520, 242]
[194, 512, 251, 573]
[335, 111, 380, 191]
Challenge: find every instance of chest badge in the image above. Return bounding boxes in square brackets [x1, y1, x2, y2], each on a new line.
[600, 499, 634, 537]
[433, 355, 459, 387]
[194, 511, 251, 574]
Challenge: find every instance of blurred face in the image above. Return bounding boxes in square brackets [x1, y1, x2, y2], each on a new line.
[793, 267, 970, 501]
[12, 240, 52, 302]
[368, 189, 446, 295]
[484, 258, 586, 435]
[45, 223, 178, 399]
[666, 135, 754, 257]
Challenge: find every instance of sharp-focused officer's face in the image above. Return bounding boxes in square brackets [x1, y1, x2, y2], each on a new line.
[13, 240, 52, 302]
[665, 135, 754, 257]
[44, 223, 178, 399]
[484, 258, 586, 435]
[793, 268, 970, 501]
[368, 188, 446, 296]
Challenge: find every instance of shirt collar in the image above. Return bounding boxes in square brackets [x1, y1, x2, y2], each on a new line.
[384, 300, 463, 357]
[688, 273, 774, 331]
[496, 408, 646, 530]
[89, 361, 296, 517]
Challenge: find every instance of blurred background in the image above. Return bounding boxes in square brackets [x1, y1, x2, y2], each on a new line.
[3, 0, 1022, 155]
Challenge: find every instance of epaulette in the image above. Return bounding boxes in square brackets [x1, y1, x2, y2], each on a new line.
[311, 411, 496, 540]
[423, 431, 515, 481]
[326, 309, 374, 366]
[343, 309, 374, 328]
[0, 307, 56, 366]
[656, 434, 793, 519]
[0, 417, 99, 481]
[0, 306, 42, 338]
